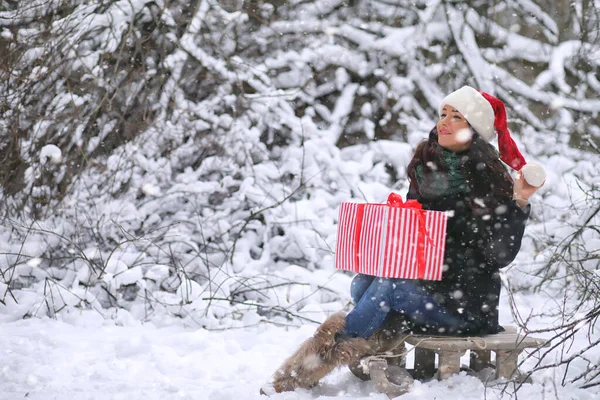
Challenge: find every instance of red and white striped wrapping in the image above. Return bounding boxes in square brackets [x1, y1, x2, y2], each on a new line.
[335, 196, 447, 280]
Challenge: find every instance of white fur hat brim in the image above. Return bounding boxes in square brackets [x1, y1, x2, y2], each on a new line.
[439, 86, 496, 141]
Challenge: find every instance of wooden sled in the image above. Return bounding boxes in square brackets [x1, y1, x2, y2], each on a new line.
[350, 326, 548, 398]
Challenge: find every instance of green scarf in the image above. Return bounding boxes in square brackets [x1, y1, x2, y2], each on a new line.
[415, 148, 469, 198]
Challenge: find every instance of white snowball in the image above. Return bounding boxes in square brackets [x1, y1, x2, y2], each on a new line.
[40, 144, 62, 164]
[521, 162, 546, 187]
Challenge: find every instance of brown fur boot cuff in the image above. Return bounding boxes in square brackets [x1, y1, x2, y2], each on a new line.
[271, 312, 371, 393]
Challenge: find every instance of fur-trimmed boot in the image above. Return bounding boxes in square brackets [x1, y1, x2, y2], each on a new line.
[268, 312, 371, 393]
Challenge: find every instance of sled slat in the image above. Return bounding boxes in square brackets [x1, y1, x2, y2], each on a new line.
[405, 327, 547, 352]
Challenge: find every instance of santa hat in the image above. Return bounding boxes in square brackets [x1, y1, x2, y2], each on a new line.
[439, 86, 546, 187]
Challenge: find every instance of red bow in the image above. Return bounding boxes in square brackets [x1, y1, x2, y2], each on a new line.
[387, 193, 422, 209]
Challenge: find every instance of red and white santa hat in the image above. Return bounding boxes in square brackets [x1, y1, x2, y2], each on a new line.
[439, 86, 546, 187]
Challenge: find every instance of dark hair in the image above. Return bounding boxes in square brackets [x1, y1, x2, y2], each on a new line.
[407, 127, 513, 214]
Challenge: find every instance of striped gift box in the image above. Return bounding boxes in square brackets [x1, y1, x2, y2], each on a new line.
[335, 195, 447, 280]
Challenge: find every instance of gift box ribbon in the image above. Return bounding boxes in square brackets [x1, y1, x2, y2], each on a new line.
[353, 193, 431, 278]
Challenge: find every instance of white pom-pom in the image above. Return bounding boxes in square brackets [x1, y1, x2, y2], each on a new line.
[521, 162, 546, 187]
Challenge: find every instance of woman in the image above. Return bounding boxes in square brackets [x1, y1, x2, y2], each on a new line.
[265, 86, 545, 394]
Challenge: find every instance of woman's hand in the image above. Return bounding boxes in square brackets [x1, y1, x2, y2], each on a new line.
[513, 170, 544, 208]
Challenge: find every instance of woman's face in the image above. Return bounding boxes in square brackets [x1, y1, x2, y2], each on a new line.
[437, 105, 472, 152]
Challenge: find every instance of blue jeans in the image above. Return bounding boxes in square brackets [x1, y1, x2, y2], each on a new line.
[345, 274, 467, 338]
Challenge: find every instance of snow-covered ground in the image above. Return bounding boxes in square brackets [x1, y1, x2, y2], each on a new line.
[0, 304, 595, 400]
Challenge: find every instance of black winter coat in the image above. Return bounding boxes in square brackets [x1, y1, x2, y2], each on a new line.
[407, 188, 530, 334]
